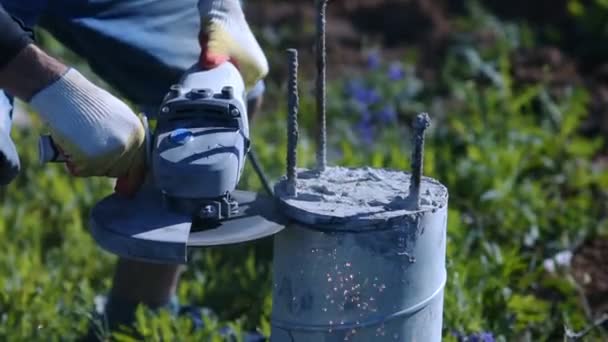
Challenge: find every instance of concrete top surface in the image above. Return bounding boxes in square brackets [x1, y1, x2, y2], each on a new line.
[274, 166, 448, 228]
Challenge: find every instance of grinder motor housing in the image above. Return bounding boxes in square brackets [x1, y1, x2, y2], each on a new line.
[151, 62, 251, 221]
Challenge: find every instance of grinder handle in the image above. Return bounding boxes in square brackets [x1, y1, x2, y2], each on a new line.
[38, 117, 151, 197]
[38, 134, 141, 196]
[38, 135, 67, 164]
[38, 114, 151, 165]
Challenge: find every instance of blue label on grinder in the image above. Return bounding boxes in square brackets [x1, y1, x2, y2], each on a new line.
[170, 128, 193, 145]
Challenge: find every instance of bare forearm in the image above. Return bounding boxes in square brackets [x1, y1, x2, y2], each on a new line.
[0, 44, 67, 101]
[0, 3, 67, 101]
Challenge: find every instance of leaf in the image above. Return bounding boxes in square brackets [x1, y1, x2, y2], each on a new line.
[507, 295, 551, 330]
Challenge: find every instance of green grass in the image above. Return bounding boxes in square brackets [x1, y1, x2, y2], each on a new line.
[1, 4, 607, 341]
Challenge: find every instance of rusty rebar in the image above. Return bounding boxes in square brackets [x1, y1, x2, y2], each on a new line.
[315, 0, 328, 172]
[286, 48, 299, 196]
[408, 113, 431, 209]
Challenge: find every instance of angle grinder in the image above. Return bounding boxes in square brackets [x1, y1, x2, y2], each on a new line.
[39, 62, 285, 264]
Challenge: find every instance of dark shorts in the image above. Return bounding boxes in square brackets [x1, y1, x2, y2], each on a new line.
[0, 0, 263, 122]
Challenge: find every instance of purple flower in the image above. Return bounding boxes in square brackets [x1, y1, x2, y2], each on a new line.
[357, 123, 374, 143]
[366, 51, 381, 70]
[345, 79, 382, 106]
[467, 332, 495, 342]
[376, 105, 397, 123]
[360, 109, 372, 122]
[356, 111, 374, 143]
[345, 79, 365, 97]
[357, 88, 381, 106]
[388, 62, 406, 81]
[367, 89, 381, 105]
[452, 331, 495, 342]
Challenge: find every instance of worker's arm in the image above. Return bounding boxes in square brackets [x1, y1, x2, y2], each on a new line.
[0, 5, 33, 73]
[197, 0, 268, 90]
[0, 4, 145, 192]
[0, 4, 65, 101]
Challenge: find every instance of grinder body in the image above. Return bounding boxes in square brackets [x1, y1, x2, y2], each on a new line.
[152, 62, 250, 220]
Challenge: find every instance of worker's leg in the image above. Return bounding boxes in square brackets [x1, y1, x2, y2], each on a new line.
[0, 0, 185, 334]
[33, 0, 264, 337]
[44, 0, 205, 311]
[38, 0, 201, 109]
[102, 259, 183, 332]
[36, 0, 263, 111]
[32, 0, 197, 334]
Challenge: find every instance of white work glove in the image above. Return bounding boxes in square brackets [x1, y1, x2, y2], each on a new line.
[29, 68, 146, 193]
[198, 0, 269, 90]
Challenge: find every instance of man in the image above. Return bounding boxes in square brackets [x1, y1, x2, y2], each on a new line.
[0, 0, 268, 338]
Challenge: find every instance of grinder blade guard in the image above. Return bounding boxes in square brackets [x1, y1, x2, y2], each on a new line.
[90, 62, 285, 264]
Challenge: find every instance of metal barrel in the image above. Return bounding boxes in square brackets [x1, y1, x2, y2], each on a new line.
[271, 168, 448, 341]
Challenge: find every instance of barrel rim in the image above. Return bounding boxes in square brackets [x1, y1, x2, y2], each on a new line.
[276, 196, 448, 233]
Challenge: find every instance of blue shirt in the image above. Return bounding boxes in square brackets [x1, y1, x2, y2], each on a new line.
[0, 0, 48, 27]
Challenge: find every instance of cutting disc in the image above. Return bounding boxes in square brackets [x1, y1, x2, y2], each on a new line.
[90, 186, 286, 264]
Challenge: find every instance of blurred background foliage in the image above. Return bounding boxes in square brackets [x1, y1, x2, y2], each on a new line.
[1, 0, 608, 340]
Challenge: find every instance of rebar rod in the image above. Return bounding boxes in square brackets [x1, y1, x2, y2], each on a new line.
[408, 113, 431, 209]
[315, 0, 328, 172]
[286, 48, 300, 196]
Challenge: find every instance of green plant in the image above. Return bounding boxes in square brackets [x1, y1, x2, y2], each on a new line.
[0, 4, 605, 340]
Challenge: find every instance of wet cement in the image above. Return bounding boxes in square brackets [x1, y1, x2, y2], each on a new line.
[274, 166, 448, 226]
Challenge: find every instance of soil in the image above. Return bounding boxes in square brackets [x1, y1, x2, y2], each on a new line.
[247, 0, 608, 319]
[571, 238, 608, 317]
[246, 0, 451, 82]
[246, 0, 605, 122]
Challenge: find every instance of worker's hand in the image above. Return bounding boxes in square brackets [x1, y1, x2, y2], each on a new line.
[28, 68, 146, 195]
[0, 102, 19, 185]
[198, 0, 269, 90]
[0, 44, 145, 194]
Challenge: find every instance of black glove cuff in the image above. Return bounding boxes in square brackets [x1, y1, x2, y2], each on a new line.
[0, 5, 34, 70]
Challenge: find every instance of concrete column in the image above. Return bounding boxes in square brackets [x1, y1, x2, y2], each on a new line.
[271, 168, 448, 341]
